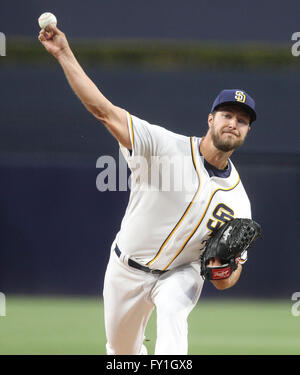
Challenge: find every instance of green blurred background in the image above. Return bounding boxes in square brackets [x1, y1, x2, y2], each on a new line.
[1, 297, 299, 355]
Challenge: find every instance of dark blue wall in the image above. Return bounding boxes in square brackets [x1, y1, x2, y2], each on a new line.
[2, 0, 300, 43]
[0, 65, 299, 298]
[1, 66, 300, 154]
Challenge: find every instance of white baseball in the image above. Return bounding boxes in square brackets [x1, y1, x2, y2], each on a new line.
[38, 12, 57, 29]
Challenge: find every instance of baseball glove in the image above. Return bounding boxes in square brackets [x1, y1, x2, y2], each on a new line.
[200, 218, 261, 280]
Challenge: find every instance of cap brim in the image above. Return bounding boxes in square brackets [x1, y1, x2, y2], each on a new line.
[213, 101, 256, 123]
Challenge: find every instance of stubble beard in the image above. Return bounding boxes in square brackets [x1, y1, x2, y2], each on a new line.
[210, 126, 246, 152]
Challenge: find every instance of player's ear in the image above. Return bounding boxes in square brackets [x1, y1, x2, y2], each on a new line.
[208, 113, 214, 128]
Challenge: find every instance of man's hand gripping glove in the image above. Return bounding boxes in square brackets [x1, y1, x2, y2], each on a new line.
[200, 218, 261, 280]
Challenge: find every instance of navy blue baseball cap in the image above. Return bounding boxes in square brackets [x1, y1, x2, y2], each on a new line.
[211, 89, 256, 123]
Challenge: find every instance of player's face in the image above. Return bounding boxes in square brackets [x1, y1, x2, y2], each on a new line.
[208, 106, 251, 152]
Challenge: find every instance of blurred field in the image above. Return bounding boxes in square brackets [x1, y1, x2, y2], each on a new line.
[0, 296, 299, 355]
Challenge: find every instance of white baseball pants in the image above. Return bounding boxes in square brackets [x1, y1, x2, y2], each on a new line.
[103, 249, 204, 355]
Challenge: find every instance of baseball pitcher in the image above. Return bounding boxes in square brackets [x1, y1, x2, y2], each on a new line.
[39, 25, 261, 355]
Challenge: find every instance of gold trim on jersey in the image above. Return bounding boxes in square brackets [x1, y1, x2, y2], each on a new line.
[162, 176, 241, 270]
[128, 112, 135, 147]
[146, 137, 201, 267]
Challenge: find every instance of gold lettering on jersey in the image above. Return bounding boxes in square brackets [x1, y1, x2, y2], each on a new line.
[162, 178, 240, 270]
[235, 91, 246, 103]
[207, 203, 234, 234]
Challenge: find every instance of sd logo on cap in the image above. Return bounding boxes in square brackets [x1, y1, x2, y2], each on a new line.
[211, 89, 256, 123]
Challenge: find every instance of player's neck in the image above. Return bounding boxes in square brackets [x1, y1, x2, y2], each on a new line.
[199, 136, 233, 170]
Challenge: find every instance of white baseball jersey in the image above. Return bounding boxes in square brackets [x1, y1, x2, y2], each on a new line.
[113, 112, 251, 271]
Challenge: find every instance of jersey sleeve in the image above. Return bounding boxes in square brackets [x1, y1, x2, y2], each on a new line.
[119, 112, 176, 166]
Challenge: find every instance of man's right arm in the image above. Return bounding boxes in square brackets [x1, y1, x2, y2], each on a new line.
[38, 25, 131, 149]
